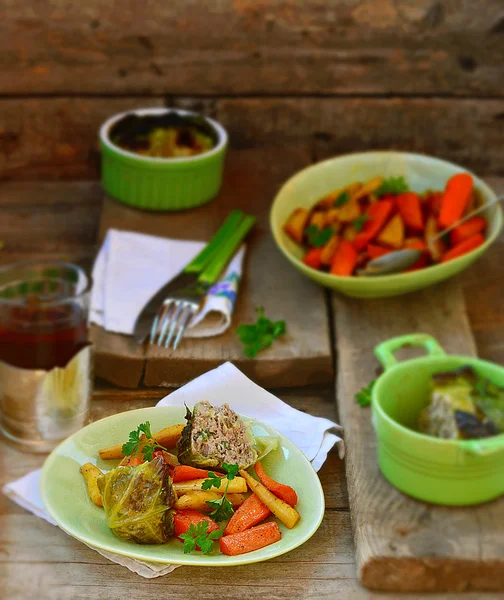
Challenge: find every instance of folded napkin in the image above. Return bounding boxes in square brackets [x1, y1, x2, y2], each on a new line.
[90, 228, 245, 337]
[3, 362, 343, 578]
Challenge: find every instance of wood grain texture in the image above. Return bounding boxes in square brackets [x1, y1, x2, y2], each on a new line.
[1, 0, 503, 96]
[95, 146, 333, 388]
[333, 280, 504, 592]
[2, 96, 504, 180]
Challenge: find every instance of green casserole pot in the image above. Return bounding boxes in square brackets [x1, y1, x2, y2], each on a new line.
[100, 108, 228, 211]
[372, 333, 504, 506]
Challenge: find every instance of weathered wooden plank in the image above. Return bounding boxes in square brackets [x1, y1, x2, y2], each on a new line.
[0, 181, 102, 252]
[1, 1, 503, 96]
[333, 279, 504, 592]
[2, 97, 503, 180]
[0, 97, 164, 180]
[220, 97, 504, 175]
[95, 146, 334, 388]
[462, 176, 504, 366]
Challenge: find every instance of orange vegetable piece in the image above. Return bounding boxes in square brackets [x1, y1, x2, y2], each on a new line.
[396, 192, 424, 231]
[450, 216, 486, 246]
[173, 510, 219, 539]
[404, 237, 426, 251]
[303, 247, 323, 270]
[438, 173, 474, 229]
[353, 200, 393, 251]
[220, 521, 282, 556]
[284, 208, 309, 244]
[309, 211, 328, 230]
[330, 240, 358, 276]
[425, 216, 446, 262]
[336, 197, 361, 223]
[320, 235, 340, 266]
[367, 244, 392, 259]
[441, 234, 485, 263]
[377, 214, 405, 249]
[172, 466, 213, 483]
[254, 461, 298, 507]
[224, 494, 271, 536]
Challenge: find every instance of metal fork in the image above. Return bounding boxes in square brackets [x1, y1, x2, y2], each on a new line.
[150, 214, 256, 350]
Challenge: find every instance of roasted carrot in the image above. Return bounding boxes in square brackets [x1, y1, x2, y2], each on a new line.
[303, 247, 323, 270]
[330, 240, 358, 276]
[440, 233, 484, 263]
[353, 200, 393, 251]
[367, 244, 392, 259]
[404, 237, 426, 251]
[450, 216, 486, 246]
[172, 466, 213, 483]
[396, 192, 424, 231]
[224, 494, 271, 535]
[220, 522, 282, 556]
[438, 173, 473, 228]
[254, 462, 298, 507]
[173, 510, 219, 539]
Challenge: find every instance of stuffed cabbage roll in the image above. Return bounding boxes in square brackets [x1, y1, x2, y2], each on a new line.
[98, 455, 176, 544]
[419, 366, 503, 440]
[177, 402, 257, 470]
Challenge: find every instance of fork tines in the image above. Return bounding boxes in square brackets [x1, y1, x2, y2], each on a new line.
[150, 300, 198, 350]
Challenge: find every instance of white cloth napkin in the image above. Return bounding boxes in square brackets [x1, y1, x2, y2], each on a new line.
[90, 228, 245, 337]
[3, 362, 343, 578]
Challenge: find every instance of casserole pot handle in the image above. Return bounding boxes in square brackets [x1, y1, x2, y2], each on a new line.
[375, 333, 446, 371]
[464, 437, 504, 456]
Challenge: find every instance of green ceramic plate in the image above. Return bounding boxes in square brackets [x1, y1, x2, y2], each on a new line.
[40, 406, 325, 566]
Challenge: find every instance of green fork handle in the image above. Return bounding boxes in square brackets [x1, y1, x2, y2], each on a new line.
[374, 333, 446, 371]
[199, 215, 256, 285]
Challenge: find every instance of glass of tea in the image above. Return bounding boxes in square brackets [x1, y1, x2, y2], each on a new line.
[0, 261, 92, 452]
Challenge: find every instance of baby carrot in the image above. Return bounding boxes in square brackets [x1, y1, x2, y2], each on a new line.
[396, 192, 424, 231]
[450, 216, 486, 246]
[303, 247, 323, 270]
[330, 240, 358, 276]
[254, 462, 298, 507]
[441, 233, 484, 263]
[220, 522, 281, 556]
[224, 494, 271, 535]
[367, 244, 392, 259]
[353, 200, 393, 251]
[438, 173, 473, 228]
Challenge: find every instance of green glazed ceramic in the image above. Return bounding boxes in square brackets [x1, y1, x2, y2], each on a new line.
[100, 108, 228, 212]
[40, 406, 325, 566]
[372, 333, 504, 506]
[270, 151, 502, 298]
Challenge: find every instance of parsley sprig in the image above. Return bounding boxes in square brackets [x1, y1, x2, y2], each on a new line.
[355, 379, 377, 407]
[179, 521, 223, 555]
[122, 421, 165, 462]
[375, 176, 409, 197]
[305, 225, 333, 248]
[203, 463, 239, 522]
[352, 212, 370, 232]
[333, 190, 351, 208]
[236, 306, 286, 359]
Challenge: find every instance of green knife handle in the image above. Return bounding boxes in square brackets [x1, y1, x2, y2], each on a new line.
[199, 215, 256, 285]
[183, 209, 245, 274]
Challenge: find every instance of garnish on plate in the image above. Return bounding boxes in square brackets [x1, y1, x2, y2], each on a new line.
[236, 306, 286, 359]
[305, 225, 333, 248]
[375, 176, 409, 197]
[122, 421, 166, 462]
[179, 520, 223, 555]
[333, 190, 351, 208]
[203, 463, 240, 522]
[352, 212, 370, 233]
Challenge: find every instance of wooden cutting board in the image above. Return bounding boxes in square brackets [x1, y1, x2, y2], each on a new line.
[333, 278, 504, 593]
[92, 146, 334, 388]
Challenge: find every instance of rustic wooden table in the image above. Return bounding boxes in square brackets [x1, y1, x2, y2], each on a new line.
[0, 154, 503, 600]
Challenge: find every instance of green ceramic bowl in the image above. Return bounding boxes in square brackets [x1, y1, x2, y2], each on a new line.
[270, 151, 502, 298]
[372, 334, 504, 506]
[100, 108, 228, 211]
[40, 406, 325, 566]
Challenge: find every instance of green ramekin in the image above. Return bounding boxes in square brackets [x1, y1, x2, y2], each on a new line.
[372, 334, 504, 506]
[99, 108, 228, 211]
